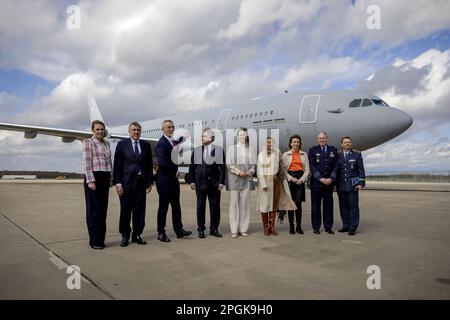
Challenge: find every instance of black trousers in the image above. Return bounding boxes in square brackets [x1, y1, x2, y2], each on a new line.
[310, 186, 334, 230]
[338, 191, 360, 231]
[196, 185, 221, 232]
[156, 176, 183, 234]
[84, 171, 110, 247]
[119, 175, 146, 237]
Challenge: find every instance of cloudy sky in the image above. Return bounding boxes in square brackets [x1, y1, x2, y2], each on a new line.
[0, 0, 449, 173]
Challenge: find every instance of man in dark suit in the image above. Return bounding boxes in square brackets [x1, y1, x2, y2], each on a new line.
[336, 136, 366, 236]
[308, 131, 339, 234]
[188, 128, 226, 238]
[113, 122, 153, 247]
[155, 119, 192, 242]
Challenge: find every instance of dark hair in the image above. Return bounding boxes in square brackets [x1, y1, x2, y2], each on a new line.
[236, 127, 249, 145]
[129, 122, 142, 130]
[341, 136, 352, 143]
[288, 134, 302, 150]
[91, 120, 105, 131]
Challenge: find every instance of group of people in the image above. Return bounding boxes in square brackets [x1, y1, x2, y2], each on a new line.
[82, 120, 365, 250]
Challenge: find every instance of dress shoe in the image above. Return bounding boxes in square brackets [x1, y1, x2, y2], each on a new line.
[338, 228, 349, 233]
[348, 230, 356, 236]
[176, 229, 192, 238]
[198, 231, 206, 239]
[132, 235, 147, 245]
[210, 230, 223, 237]
[231, 233, 238, 238]
[158, 233, 171, 242]
[91, 245, 104, 250]
[313, 229, 320, 234]
[120, 236, 129, 247]
[240, 232, 248, 237]
[325, 229, 335, 234]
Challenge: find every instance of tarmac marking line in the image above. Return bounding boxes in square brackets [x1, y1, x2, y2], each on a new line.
[0, 211, 117, 300]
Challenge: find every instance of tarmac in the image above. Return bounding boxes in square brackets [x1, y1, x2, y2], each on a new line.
[0, 180, 449, 300]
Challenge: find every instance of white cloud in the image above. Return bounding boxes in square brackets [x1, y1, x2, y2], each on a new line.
[358, 49, 450, 124]
[359, 48, 450, 170]
[280, 55, 367, 90]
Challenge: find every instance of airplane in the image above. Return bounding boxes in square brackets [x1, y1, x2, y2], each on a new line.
[0, 90, 413, 180]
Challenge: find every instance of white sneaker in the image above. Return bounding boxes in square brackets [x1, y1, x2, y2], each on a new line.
[240, 232, 248, 237]
[231, 233, 238, 238]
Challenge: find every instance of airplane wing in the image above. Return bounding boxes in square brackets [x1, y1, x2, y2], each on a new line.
[0, 122, 158, 143]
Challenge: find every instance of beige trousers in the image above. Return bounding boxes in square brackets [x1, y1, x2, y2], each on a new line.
[229, 187, 251, 234]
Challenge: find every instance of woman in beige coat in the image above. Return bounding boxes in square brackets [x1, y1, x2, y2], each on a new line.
[282, 135, 310, 234]
[257, 137, 296, 236]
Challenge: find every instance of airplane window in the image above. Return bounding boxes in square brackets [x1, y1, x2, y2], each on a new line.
[362, 98, 372, 107]
[212, 120, 215, 123]
[240, 115, 243, 119]
[245, 114, 248, 119]
[254, 113, 257, 117]
[249, 114, 253, 118]
[372, 99, 389, 106]
[349, 99, 362, 108]
[232, 116, 235, 120]
[264, 111, 268, 115]
[270, 110, 273, 115]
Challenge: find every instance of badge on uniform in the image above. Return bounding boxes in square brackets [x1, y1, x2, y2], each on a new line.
[349, 159, 356, 169]
[330, 152, 335, 158]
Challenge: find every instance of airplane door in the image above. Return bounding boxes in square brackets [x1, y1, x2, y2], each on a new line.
[216, 108, 232, 130]
[299, 94, 320, 123]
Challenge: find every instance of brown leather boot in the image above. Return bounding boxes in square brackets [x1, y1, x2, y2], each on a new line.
[261, 213, 270, 236]
[269, 211, 278, 236]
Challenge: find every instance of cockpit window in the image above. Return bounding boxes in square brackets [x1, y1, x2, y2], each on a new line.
[349, 99, 362, 108]
[362, 98, 372, 107]
[372, 99, 389, 106]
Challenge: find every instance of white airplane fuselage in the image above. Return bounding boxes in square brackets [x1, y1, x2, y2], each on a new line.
[112, 90, 413, 154]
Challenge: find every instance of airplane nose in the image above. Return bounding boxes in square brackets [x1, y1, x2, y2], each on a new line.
[388, 108, 413, 137]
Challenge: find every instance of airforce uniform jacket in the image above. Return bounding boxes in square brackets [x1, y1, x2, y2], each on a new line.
[336, 149, 366, 192]
[308, 145, 339, 188]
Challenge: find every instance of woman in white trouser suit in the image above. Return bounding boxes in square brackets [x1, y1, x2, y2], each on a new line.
[226, 128, 256, 238]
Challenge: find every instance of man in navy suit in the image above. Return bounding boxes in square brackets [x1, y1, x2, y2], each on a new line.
[155, 120, 192, 242]
[336, 136, 366, 236]
[113, 122, 153, 247]
[188, 128, 226, 238]
[308, 131, 339, 234]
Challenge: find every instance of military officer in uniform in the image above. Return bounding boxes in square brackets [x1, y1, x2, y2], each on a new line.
[336, 136, 366, 235]
[308, 131, 339, 234]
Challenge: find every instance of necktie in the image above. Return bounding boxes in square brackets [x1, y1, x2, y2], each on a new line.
[204, 146, 209, 161]
[344, 152, 347, 160]
[322, 146, 326, 153]
[134, 141, 140, 160]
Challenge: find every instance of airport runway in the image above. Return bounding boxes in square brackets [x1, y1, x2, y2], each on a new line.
[0, 181, 449, 300]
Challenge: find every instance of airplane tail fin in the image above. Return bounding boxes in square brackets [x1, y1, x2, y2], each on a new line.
[87, 93, 104, 123]
[87, 93, 111, 136]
